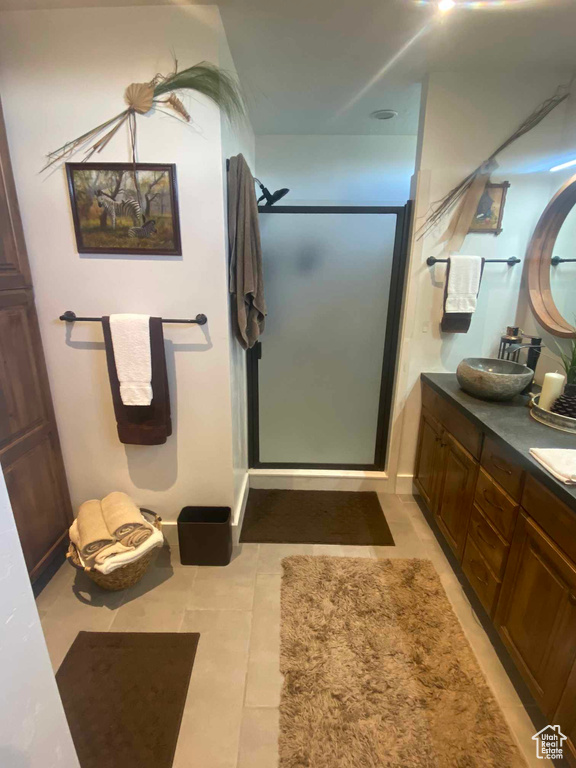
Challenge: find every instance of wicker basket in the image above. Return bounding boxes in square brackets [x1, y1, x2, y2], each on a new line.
[67, 509, 163, 591]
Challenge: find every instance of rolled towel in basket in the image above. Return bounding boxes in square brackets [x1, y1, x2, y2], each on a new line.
[101, 491, 153, 548]
[71, 500, 115, 560]
[93, 524, 164, 575]
[70, 520, 134, 567]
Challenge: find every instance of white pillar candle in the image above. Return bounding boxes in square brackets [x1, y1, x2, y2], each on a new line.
[539, 372, 565, 411]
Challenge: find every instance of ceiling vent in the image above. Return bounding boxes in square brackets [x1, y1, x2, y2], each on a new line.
[370, 110, 398, 120]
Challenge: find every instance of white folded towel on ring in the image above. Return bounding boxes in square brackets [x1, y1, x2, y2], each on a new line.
[529, 448, 576, 485]
[109, 314, 153, 406]
[445, 255, 483, 314]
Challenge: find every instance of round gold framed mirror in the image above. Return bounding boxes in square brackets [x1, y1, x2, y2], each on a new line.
[527, 173, 576, 338]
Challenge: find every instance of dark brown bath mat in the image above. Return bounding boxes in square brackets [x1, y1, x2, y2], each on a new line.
[240, 489, 394, 545]
[56, 632, 199, 768]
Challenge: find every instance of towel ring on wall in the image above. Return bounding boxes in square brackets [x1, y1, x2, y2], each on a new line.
[526, 173, 576, 339]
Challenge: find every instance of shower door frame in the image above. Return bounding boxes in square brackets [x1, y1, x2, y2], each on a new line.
[247, 202, 413, 471]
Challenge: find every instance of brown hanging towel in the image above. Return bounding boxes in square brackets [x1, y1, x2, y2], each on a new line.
[102, 316, 172, 445]
[441, 256, 485, 334]
[227, 153, 267, 349]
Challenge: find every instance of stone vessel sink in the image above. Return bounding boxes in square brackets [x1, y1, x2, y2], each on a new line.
[456, 358, 534, 401]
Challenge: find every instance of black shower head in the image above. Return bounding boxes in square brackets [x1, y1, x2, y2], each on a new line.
[254, 178, 290, 206]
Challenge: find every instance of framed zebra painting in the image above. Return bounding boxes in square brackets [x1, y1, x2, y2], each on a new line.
[65, 162, 182, 255]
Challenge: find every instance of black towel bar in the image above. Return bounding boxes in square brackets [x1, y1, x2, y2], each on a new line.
[59, 311, 208, 325]
[551, 256, 576, 265]
[426, 256, 520, 266]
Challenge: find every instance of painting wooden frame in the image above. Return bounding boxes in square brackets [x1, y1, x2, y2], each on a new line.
[66, 162, 182, 256]
[468, 181, 510, 236]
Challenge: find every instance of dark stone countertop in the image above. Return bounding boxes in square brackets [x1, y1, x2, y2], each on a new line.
[422, 372, 576, 513]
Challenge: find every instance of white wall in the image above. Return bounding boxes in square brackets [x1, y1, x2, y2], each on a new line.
[218, 20, 255, 519]
[256, 134, 417, 205]
[0, 5, 247, 522]
[393, 69, 572, 487]
[0, 471, 79, 768]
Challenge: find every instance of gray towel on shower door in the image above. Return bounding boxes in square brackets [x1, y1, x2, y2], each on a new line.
[227, 154, 267, 349]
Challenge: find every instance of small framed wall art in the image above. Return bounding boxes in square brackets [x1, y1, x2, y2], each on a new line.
[468, 181, 510, 236]
[66, 162, 182, 255]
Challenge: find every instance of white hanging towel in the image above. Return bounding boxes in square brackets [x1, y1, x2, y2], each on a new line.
[529, 448, 576, 485]
[445, 255, 483, 314]
[109, 314, 153, 406]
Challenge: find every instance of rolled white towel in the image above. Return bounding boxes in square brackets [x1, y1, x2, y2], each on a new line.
[529, 448, 576, 485]
[92, 524, 164, 575]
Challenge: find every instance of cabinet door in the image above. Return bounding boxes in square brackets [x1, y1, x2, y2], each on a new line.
[0, 97, 72, 581]
[414, 408, 443, 513]
[436, 432, 478, 561]
[0, 292, 72, 579]
[554, 662, 576, 767]
[495, 512, 576, 717]
[0, 99, 31, 290]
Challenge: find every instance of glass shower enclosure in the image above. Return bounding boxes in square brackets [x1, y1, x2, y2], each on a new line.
[247, 204, 411, 470]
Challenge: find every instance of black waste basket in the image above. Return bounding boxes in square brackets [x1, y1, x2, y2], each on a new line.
[177, 506, 232, 566]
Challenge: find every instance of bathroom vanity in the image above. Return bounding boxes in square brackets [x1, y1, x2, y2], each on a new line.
[415, 373, 576, 765]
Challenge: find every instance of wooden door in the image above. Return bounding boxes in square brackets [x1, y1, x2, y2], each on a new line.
[554, 662, 576, 767]
[435, 432, 477, 561]
[414, 408, 444, 513]
[495, 512, 576, 718]
[0, 97, 72, 581]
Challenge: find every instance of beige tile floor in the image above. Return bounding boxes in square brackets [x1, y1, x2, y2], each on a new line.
[37, 494, 544, 767]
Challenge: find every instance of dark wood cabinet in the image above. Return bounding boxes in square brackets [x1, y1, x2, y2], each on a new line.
[435, 431, 477, 560]
[415, 379, 576, 761]
[495, 512, 576, 718]
[414, 408, 444, 513]
[0, 96, 72, 581]
[554, 662, 576, 766]
[415, 408, 477, 560]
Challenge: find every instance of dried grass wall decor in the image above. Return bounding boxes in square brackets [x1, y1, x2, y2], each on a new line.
[43, 60, 244, 171]
[418, 85, 570, 251]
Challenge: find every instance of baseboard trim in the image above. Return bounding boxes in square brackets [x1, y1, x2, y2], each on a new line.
[232, 472, 250, 544]
[395, 473, 416, 495]
[161, 520, 178, 546]
[248, 468, 392, 492]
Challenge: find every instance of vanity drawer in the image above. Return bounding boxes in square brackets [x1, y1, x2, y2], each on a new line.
[481, 436, 525, 501]
[468, 504, 509, 578]
[421, 382, 482, 460]
[475, 468, 519, 541]
[462, 535, 501, 617]
[421, 382, 444, 418]
[522, 475, 576, 565]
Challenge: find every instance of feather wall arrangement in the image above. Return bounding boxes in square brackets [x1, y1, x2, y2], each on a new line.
[418, 85, 570, 252]
[43, 61, 244, 171]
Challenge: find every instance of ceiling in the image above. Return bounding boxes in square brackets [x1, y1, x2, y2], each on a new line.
[0, 0, 575, 135]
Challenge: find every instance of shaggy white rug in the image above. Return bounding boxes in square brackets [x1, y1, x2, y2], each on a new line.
[280, 556, 527, 767]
